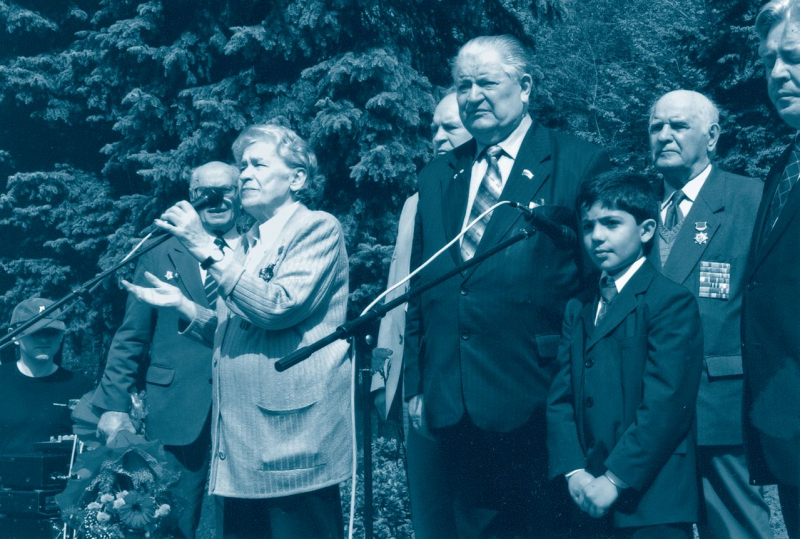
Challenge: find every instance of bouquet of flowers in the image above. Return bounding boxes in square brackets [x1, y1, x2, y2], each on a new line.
[57, 393, 181, 539]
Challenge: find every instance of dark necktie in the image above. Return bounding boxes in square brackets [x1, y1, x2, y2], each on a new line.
[596, 275, 617, 326]
[203, 236, 227, 307]
[763, 136, 800, 242]
[461, 145, 504, 261]
[664, 190, 687, 231]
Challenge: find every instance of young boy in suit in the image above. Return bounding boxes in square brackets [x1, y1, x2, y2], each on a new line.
[547, 170, 704, 538]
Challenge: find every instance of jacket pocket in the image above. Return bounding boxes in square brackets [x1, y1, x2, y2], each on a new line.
[255, 400, 324, 471]
[145, 365, 175, 387]
[536, 334, 561, 359]
[705, 355, 743, 378]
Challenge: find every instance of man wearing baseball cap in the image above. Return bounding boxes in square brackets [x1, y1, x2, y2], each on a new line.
[0, 297, 92, 455]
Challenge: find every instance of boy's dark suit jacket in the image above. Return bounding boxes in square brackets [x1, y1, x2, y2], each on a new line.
[92, 237, 214, 445]
[404, 121, 610, 433]
[649, 168, 763, 446]
[548, 260, 704, 527]
[743, 142, 800, 487]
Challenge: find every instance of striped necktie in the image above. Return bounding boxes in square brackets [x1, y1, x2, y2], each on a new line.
[596, 275, 617, 326]
[461, 145, 504, 261]
[763, 135, 800, 243]
[203, 236, 227, 307]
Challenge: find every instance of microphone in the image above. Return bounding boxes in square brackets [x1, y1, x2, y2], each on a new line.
[191, 188, 224, 210]
[508, 201, 578, 246]
[138, 189, 226, 238]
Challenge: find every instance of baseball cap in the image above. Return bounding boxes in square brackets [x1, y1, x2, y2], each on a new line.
[10, 298, 67, 333]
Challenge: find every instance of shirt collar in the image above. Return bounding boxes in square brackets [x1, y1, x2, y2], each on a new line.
[603, 256, 646, 293]
[661, 163, 712, 209]
[245, 202, 300, 247]
[474, 114, 533, 161]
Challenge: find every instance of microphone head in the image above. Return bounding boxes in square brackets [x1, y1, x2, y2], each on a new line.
[192, 188, 225, 210]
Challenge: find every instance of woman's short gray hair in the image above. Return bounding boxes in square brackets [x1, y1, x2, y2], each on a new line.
[231, 124, 324, 206]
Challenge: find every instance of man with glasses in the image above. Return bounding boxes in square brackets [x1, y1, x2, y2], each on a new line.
[92, 161, 241, 539]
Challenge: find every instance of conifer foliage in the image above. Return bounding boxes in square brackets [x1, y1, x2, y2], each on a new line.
[0, 0, 784, 377]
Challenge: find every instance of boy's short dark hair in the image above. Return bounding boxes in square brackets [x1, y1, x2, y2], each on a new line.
[576, 169, 659, 225]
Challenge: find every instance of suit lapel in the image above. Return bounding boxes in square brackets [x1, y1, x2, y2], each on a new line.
[473, 122, 552, 260]
[758, 152, 800, 263]
[749, 143, 792, 277]
[585, 262, 656, 351]
[442, 142, 475, 265]
[661, 168, 724, 285]
[168, 244, 207, 307]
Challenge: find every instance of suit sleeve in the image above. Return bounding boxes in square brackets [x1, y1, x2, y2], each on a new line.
[91, 250, 157, 413]
[604, 286, 703, 491]
[547, 299, 587, 479]
[209, 213, 346, 331]
[403, 204, 424, 400]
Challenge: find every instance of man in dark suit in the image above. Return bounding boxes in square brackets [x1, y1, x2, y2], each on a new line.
[647, 90, 770, 538]
[92, 161, 241, 538]
[404, 34, 610, 538]
[745, 4, 800, 536]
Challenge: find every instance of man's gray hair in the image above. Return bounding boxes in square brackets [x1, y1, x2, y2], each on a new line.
[190, 161, 239, 186]
[756, 0, 800, 40]
[452, 35, 533, 81]
[649, 90, 721, 133]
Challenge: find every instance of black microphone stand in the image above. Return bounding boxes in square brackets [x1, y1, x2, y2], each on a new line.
[0, 232, 175, 348]
[275, 224, 541, 539]
[0, 191, 223, 348]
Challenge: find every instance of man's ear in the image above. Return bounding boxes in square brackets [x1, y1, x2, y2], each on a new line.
[289, 169, 307, 193]
[520, 74, 534, 106]
[707, 123, 721, 154]
[640, 218, 657, 243]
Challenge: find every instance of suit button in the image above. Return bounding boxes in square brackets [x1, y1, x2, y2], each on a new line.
[585, 397, 594, 408]
[461, 331, 470, 340]
[460, 287, 468, 296]
[218, 451, 226, 460]
[208, 378, 213, 384]
[585, 360, 594, 368]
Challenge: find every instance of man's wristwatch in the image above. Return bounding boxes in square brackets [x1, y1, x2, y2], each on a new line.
[200, 246, 225, 270]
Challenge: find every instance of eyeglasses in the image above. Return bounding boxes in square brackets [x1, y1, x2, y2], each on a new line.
[189, 186, 237, 202]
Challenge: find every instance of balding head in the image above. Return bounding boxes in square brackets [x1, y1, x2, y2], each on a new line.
[432, 91, 471, 155]
[648, 90, 721, 188]
[189, 161, 241, 235]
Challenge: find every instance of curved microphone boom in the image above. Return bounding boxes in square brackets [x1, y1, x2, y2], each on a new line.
[508, 201, 578, 246]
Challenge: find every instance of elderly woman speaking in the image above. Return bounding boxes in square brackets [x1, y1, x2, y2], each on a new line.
[123, 124, 352, 539]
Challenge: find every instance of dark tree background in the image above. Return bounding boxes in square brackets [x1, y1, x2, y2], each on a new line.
[0, 0, 787, 377]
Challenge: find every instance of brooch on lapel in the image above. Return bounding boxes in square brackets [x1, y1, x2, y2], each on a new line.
[258, 246, 285, 282]
[522, 169, 534, 180]
[164, 270, 179, 282]
[259, 264, 275, 282]
[694, 222, 709, 245]
[454, 169, 465, 180]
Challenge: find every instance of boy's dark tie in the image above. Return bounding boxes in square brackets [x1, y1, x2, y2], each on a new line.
[596, 275, 617, 326]
[203, 236, 228, 306]
[461, 145, 504, 261]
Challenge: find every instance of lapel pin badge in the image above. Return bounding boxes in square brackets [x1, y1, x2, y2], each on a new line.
[694, 222, 709, 245]
[164, 270, 179, 281]
[522, 169, 534, 180]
